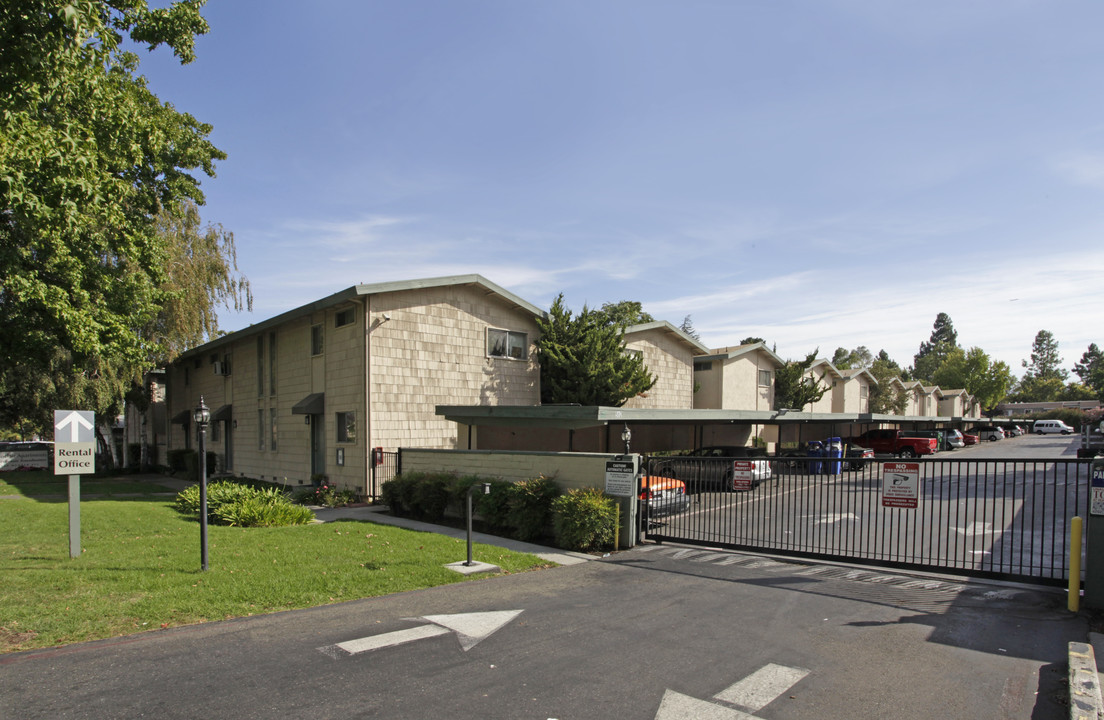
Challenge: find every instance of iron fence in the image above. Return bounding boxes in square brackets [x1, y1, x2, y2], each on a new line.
[367, 450, 400, 500]
[641, 454, 1091, 586]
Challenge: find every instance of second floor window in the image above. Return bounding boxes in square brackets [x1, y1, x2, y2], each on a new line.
[488, 329, 527, 360]
[311, 324, 323, 355]
[758, 369, 771, 387]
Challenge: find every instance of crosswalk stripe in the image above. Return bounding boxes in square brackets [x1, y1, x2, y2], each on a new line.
[713, 663, 809, 711]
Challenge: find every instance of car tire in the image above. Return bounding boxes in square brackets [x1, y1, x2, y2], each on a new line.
[898, 448, 916, 459]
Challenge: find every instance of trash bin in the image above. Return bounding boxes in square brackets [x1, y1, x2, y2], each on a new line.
[826, 437, 843, 475]
[806, 440, 823, 474]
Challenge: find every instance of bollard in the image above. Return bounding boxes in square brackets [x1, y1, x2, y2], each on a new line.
[1071, 516, 1083, 612]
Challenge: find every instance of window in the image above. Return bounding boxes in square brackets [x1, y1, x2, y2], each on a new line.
[270, 407, 278, 451]
[758, 369, 771, 387]
[860, 384, 869, 399]
[694, 360, 712, 372]
[268, 331, 277, 395]
[311, 324, 323, 356]
[488, 329, 527, 359]
[256, 336, 264, 397]
[335, 307, 355, 327]
[257, 409, 265, 450]
[336, 411, 356, 443]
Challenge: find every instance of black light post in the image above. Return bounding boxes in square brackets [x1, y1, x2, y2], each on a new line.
[464, 483, 491, 566]
[621, 424, 632, 455]
[193, 397, 211, 571]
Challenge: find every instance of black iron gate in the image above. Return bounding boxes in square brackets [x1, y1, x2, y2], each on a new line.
[367, 450, 400, 500]
[641, 454, 1091, 586]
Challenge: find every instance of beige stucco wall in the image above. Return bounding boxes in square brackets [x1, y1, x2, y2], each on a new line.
[721, 354, 775, 411]
[805, 370, 835, 413]
[367, 285, 540, 453]
[622, 329, 694, 409]
[693, 362, 722, 409]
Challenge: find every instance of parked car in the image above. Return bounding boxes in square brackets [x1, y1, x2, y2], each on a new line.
[846, 429, 938, 458]
[656, 446, 772, 491]
[945, 429, 965, 449]
[639, 475, 690, 517]
[1033, 419, 1074, 435]
[1004, 425, 1022, 437]
[845, 444, 875, 469]
[962, 432, 979, 445]
[970, 425, 1005, 442]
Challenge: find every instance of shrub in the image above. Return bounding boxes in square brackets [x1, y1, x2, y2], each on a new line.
[471, 478, 514, 534]
[552, 487, 617, 552]
[174, 481, 314, 527]
[412, 473, 455, 521]
[380, 474, 421, 517]
[507, 475, 561, 542]
[308, 484, 359, 508]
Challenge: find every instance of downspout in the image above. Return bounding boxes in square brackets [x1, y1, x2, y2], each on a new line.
[363, 295, 372, 497]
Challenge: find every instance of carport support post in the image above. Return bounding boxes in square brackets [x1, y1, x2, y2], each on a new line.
[1083, 459, 1104, 610]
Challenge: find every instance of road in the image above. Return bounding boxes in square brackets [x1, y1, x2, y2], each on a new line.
[0, 541, 1083, 719]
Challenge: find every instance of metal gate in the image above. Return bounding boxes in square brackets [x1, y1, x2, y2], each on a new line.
[367, 450, 400, 500]
[640, 454, 1091, 586]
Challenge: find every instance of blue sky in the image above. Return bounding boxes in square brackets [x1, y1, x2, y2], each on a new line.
[138, 1, 1104, 377]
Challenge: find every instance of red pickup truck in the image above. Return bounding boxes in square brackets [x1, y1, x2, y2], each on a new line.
[848, 429, 938, 458]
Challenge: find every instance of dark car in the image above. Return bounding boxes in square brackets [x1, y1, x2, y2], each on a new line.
[653, 446, 772, 492]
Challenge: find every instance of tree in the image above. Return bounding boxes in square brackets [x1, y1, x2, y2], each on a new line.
[1074, 343, 1104, 397]
[679, 315, 701, 342]
[740, 337, 765, 346]
[932, 347, 1014, 412]
[912, 313, 958, 382]
[536, 295, 656, 406]
[0, 1, 227, 434]
[594, 301, 653, 329]
[774, 350, 827, 411]
[831, 346, 872, 370]
[1022, 330, 1067, 382]
[868, 350, 908, 414]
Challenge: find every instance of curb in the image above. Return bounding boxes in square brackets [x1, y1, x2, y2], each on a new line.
[1070, 641, 1104, 720]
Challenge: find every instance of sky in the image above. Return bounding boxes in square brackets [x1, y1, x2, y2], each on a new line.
[135, 0, 1104, 378]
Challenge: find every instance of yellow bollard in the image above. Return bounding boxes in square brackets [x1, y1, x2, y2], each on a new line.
[1070, 516, 1083, 613]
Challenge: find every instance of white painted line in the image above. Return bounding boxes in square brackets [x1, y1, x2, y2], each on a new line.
[713, 663, 809, 712]
[335, 625, 450, 655]
[655, 690, 760, 720]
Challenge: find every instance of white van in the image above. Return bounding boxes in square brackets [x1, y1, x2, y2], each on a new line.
[1032, 419, 1074, 435]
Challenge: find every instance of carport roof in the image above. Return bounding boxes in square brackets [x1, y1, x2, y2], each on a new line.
[435, 404, 963, 430]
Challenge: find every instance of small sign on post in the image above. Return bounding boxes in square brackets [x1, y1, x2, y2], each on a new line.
[605, 457, 637, 498]
[882, 462, 920, 509]
[54, 410, 95, 559]
[732, 461, 755, 491]
[1092, 461, 1104, 517]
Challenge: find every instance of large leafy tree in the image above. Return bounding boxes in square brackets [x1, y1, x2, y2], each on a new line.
[831, 346, 872, 370]
[931, 346, 1014, 412]
[536, 295, 656, 406]
[774, 350, 827, 411]
[1, 1, 227, 434]
[912, 313, 958, 382]
[594, 300, 653, 329]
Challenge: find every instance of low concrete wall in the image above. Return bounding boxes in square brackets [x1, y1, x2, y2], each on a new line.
[399, 448, 638, 548]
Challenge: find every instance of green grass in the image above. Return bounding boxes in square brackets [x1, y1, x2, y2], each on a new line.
[0, 470, 179, 497]
[0, 479, 554, 654]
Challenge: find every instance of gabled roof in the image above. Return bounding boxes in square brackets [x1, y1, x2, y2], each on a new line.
[623, 321, 710, 355]
[177, 274, 545, 360]
[839, 367, 879, 387]
[695, 342, 785, 368]
[807, 358, 844, 380]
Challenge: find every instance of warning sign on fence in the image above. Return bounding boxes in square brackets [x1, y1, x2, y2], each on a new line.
[882, 462, 920, 509]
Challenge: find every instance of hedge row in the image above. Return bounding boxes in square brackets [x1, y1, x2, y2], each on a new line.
[380, 472, 617, 552]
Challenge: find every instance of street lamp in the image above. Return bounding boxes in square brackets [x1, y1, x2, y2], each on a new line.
[193, 397, 211, 571]
[621, 424, 632, 455]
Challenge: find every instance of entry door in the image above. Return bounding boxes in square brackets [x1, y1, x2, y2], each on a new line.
[311, 414, 325, 477]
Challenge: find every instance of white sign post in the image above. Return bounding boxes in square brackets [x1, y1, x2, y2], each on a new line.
[54, 410, 95, 558]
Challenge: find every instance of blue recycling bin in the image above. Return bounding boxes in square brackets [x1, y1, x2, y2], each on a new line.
[806, 441, 823, 474]
[826, 437, 843, 475]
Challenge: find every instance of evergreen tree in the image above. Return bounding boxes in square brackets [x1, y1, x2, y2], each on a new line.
[679, 315, 702, 342]
[912, 313, 958, 382]
[536, 295, 657, 406]
[1073, 343, 1104, 396]
[774, 350, 827, 411]
[868, 350, 907, 414]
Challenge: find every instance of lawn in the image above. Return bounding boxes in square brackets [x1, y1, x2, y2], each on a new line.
[0, 475, 554, 654]
[0, 470, 180, 497]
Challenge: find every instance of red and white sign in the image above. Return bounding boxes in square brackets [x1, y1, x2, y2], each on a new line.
[732, 461, 755, 491]
[882, 462, 920, 509]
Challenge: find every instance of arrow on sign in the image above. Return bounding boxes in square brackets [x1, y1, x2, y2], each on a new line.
[56, 411, 93, 442]
[319, 610, 523, 658]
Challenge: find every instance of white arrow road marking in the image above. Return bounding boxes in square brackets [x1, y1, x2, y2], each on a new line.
[713, 663, 809, 711]
[320, 610, 523, 658]
[56, 411, 93, 442]
[815, 512, 858, 525]
[654, 663, 809, 720]
[655, 690, 759, 719]
[955, 521, 993, 538]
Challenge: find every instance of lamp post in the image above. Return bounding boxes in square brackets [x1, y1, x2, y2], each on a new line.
[621, 424, 632, 455]
[193, 397, 211, 571]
